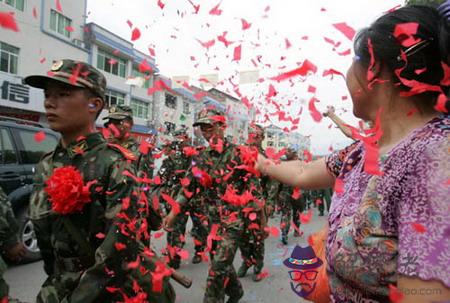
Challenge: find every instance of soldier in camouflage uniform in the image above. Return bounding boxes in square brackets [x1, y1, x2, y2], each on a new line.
[0, 187, 26, 302]
[237, 124, 272, 282]
[103, 105, 154, 178]
[25, 59, 175, 303]
[268, 147, 305, 245]
[158, 128, 208, 269]
[164, 107, 265, 303]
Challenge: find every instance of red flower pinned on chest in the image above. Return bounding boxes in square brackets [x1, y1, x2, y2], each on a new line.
[45, 166, 97, 215]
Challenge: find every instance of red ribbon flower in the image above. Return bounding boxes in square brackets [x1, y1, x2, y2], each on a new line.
[45, 166, 96, 214]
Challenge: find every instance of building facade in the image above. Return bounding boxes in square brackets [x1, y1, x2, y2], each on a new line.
[262, 124, 310, 153]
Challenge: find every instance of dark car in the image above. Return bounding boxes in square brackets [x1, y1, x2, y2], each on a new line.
[0, 116, 58, 262]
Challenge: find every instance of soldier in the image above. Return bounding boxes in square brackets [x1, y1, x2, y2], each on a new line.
[25, 59, 175, 303]
[164, 107, 265, 303]
[269, 147, 305, 245]
[103, 105, 154, 178]
[237, 124, 272, 282]
[158, 128, 208, 269]
[0, 187, 26, 303]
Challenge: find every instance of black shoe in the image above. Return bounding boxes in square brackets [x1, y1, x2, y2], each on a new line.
[281, 235, 288, 245]
[252, 268, 263, 282]
[237, 263, 249, 278]
[319, 212, 324, 216]
[168, 258, 180, 269]
[192, 253, 202, 264]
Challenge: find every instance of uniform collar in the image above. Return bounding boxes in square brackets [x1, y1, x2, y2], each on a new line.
[55, 132, 105, 158]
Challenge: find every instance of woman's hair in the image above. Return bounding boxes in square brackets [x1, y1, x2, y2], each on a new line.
[353, 5, 450, 111]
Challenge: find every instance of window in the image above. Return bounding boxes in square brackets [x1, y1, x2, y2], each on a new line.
[49, 9, 72, 38]
[183, 101, 190, 114]
[2, 0, 24, 11]
[267, 131, 274, 139]
[267, 141, 274, 147]
[97, 49, 126, 77]
[14, 129, 58, 164]
[104, 90, 125, 108]
[164, 122, 176, 134]
[165, 93, 177, 109]
[0, 42, 19, 74]
[279, 142, 286, 147]
[132, 68, 151, 89]
[0, 128, 17, 164]
[130, 98, 149, 119]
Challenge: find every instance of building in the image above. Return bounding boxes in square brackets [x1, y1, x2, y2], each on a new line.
[262, 124, 310, 153]
[0, 0, 157, 140]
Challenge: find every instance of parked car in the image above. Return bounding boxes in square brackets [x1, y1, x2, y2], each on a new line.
[0, 116, 58, 262]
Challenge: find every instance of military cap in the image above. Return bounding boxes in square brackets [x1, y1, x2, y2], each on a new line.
[193, 107, 226, 126]
[24, 59, 107, 101]
[172, 127, 188, 137]
[103, 105, 133, 121]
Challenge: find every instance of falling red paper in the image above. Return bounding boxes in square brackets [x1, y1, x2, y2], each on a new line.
[334, 178, 344, 193]
[308, 97, 322, 123]
[332, 22, 356, 41]
[233, 45, 241, 61]
[187, 0, 200, 14]
[131, 27, 141, 42]
[270, 226, 280, 237]
[33, 6, 38, 19]
[34, 131, 46, 143]
[65, 26, 74, 32]
[157, 0, 165, 9]
[56, 0, 63, 12]
[138, 59, 153, 73]
[411, 222, 427, 234]
[271, 60, 317, 81]
[388, 284, 404, 303]
[0, 12, 19, 32]
[197, 38, 215, 49]
[209, 2, 222, 15]
[300, 209, 313, 224]
[393, 22, 420, 47]
[241, 18, 251, 30]
[434, 93, 449, 113]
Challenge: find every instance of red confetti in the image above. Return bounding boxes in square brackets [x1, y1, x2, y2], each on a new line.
[56, 0, 63, 12]
[308, 85, 316, 94]
[196, 38, 215, 49]
[434, 93, 449, 114]
[393, 22, 420, 47]
[95, 232, 105, 239]
[334, 178, 344, 193]
[265, 147, 285, 161]
[126, 20, 133, 28]
[138, 59, 153, 74]
[34, 131, 46, 143]
[271, 59, 317, 81]
[217, 31, 233, 47]
[388, 284, 404, 303]
[187, 0, 200, 14]
[209, 2, 222, 15]
[65, 25, 74, 32]
[332, 22, 356, 41]
[300, 209, 313, 224]
[323, 68, 346, 79]
[0, 12, 19, 32]
[241, 18, 251, 30]
[308, 97, 322, 123]
[157, 0, 165, 9]
[115, 242, 127, 251]
[233, 45, 241, 61]
[292, 188, 301, 199]
[249, 212, 257, 221]
[131, 27, 141, 42]
[285, 38, 292, 49]
[411, 222, 427, 234]
[33, 6, 38, 19]
[270, 226, 280, 237]
[161, 193, 180, 215]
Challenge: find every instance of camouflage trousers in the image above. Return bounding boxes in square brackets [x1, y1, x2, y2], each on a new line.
[238, 225, 265, 272]
[204, 227, 244, 303]
[280, 200, 304, 236]
[166, 210, 208, 262]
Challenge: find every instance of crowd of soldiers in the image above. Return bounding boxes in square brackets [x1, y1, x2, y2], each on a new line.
[0, 59, 330, 303]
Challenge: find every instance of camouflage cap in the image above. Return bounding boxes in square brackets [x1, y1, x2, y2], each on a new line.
[193, 107, 226, 126]
[172, 127, 188, 137]
[24, 59, 107, 101]
[103, 105, 133, 121]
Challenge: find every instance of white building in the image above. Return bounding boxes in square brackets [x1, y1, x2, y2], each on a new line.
[0, 0, 158, 140]
[263, 124, 310, 153]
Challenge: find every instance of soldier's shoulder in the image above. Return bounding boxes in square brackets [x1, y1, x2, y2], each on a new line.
[39, 150, 55, 164]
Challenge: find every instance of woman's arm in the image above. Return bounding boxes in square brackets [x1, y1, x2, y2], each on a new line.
[257, 156, 335, 190]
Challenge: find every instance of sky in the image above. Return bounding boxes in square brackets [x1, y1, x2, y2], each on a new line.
[86, 0, 405, 154]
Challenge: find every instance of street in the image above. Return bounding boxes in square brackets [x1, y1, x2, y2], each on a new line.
[5, 209, 327, 303]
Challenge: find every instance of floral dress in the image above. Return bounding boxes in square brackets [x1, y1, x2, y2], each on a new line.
[325, 115, 450, 302]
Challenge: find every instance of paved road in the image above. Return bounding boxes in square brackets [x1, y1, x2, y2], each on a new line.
[5, 208, 327, 303]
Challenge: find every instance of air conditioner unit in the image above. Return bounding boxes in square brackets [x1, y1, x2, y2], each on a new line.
[72, 39, 85, 48]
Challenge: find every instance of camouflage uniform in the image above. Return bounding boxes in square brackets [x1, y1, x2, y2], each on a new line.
[158, 133, 208, 268]
[25, 59, 175, 303]
[175, 108, 263, 303]
[275, 184, 305, 239]
[0, 187, 20, 300]
[103, 105, 154, 178]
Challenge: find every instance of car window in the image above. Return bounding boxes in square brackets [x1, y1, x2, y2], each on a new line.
[0, 128, 18, 164]
[14, 129, 58, 164]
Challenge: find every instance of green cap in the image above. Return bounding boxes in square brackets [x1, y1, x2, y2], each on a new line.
[103, 105, 133, 121]
[193, 107, 226, 126]
[24, 59, 107, 101]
